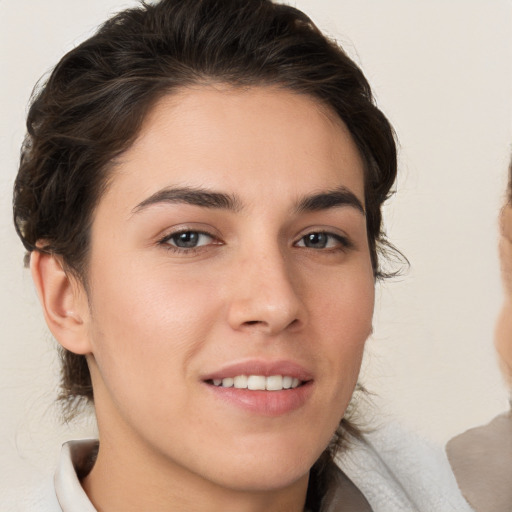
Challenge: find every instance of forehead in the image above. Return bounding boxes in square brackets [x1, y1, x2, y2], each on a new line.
[102, 85, 365, 212]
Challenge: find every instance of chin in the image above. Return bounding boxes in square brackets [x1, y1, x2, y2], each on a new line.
[201, 435, 328, 493]
[211, 460, 311, 493]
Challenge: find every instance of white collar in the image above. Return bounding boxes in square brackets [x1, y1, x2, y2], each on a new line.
[54, 439, 98, 512]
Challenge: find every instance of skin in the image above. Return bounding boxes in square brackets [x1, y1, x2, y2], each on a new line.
[495, 203, 512, 388]
[32, 86, 375, 512]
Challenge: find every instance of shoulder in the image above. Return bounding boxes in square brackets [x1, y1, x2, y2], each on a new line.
[337, 422, 474, 512]
[447, 411, 512, 512]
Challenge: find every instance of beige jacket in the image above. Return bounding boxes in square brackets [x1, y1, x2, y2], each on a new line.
[447, 411, 512, 512]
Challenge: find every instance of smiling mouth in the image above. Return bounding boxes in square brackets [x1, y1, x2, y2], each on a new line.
[207, 375, 305, 391]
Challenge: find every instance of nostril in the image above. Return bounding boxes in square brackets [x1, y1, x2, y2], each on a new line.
[241, 318, 300, 330]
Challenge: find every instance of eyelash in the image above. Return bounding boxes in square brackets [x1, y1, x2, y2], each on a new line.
[157, 229, 353, 254]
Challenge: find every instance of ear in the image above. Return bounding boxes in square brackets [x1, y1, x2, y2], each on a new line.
[30, 250, 92, 355]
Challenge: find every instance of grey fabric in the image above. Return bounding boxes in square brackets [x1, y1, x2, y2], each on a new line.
[320, 465, 373, 512]
[447, 411, 512, 512]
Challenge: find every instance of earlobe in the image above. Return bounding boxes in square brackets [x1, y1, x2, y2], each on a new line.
[30, 250, 92, 355]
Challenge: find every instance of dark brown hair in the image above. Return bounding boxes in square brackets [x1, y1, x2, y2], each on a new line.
[13, 0, 398, 487]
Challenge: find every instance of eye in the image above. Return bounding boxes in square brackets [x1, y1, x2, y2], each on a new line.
[161, 231, 215, 249]
[295, 231, 349, 250]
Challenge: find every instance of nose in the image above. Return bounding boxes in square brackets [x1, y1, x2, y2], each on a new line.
[227, 248, 305, 335]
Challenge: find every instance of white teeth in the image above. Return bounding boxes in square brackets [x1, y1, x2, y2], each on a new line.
[266, 375, 283, 391]
[247, 375, 266, 390]
[233, 375, 248, 388]
[212, 375, 303, 391]
[221, 377, 234, 388]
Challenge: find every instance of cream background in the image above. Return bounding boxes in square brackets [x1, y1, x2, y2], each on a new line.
[1, 0, 511, 494]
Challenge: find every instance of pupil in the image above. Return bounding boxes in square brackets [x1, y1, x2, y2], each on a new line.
[175, 232, 198, 248]
[305, 233, 327, 248]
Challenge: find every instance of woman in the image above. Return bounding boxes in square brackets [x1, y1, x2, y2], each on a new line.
[12, 0, 471, 510]
[447, 158, 512, 512]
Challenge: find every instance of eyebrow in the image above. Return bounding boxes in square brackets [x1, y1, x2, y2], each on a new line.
[295, 186, 365, 215]
[132, 186, 242, 214]
[131, 185, 364, 216]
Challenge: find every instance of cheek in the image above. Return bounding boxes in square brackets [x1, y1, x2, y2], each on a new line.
[86, 262, 223, 395]
[313, 265, 375, 339]
[304, 273, 373, 446]
[311, 266, 374, 385]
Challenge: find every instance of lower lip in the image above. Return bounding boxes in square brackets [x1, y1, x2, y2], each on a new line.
[205, 381, 313, 416]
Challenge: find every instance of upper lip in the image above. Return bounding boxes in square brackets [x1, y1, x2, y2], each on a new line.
[201, 359, 313, 382]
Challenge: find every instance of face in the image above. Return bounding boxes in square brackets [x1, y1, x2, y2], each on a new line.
[80, 86, 374, 493]
[495, 204, 512, 387]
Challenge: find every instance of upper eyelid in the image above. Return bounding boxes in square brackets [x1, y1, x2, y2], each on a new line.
[161, 229, 213, 238]
[157, 225, 220, 242]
